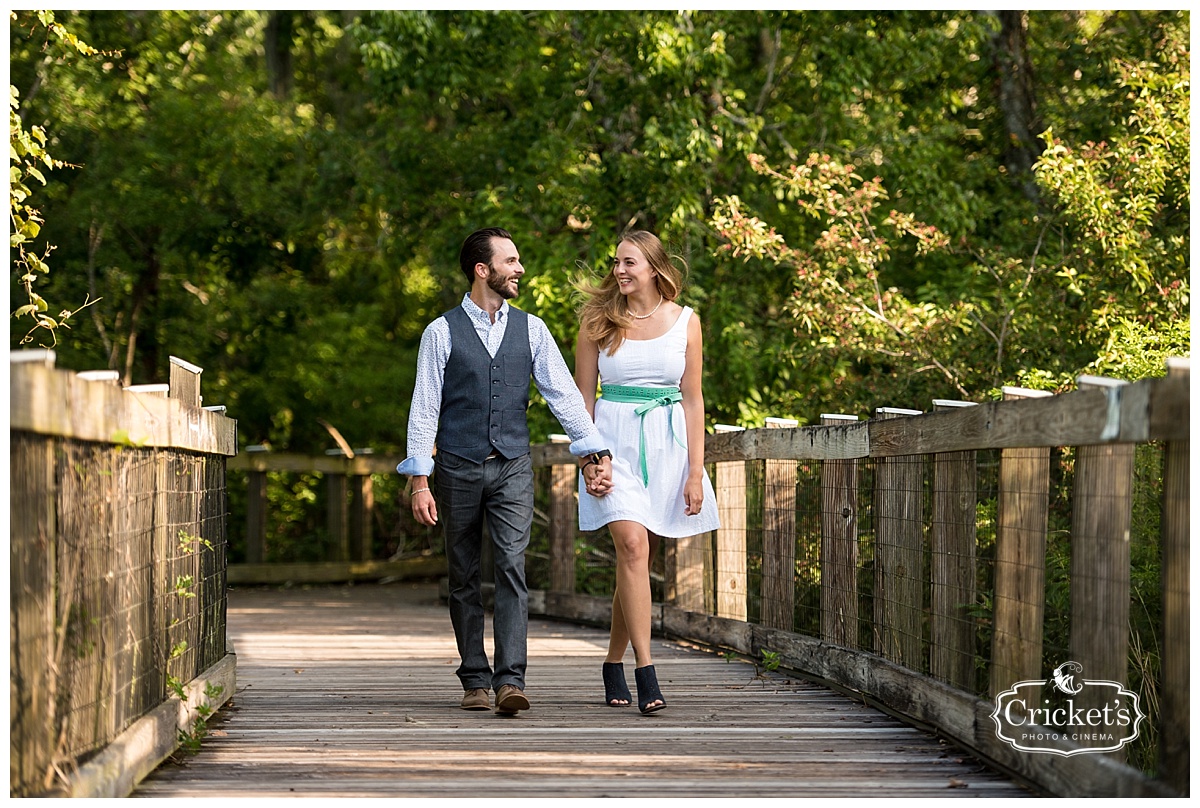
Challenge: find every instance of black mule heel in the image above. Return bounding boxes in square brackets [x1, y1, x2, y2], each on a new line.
[634, 664, 667, 714]
[602, 662, 632, 706]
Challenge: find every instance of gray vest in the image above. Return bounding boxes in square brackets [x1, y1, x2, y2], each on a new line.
[435, 305, 533, 463]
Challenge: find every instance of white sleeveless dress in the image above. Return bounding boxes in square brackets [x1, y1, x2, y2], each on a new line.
[578, 306, 721, 537]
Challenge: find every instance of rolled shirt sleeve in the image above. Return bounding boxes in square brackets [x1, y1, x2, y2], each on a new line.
[527, 315, 607, 457]
[396, 318, 450, 478]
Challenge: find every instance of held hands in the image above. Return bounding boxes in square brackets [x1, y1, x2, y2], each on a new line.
[582, 456, 613, 498]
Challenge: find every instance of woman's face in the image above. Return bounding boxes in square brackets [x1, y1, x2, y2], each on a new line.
[612, 240, 657, 297]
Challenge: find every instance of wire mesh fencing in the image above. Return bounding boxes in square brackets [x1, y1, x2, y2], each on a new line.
[531, 422, 1177, 782]
[11, 434, 228, 795]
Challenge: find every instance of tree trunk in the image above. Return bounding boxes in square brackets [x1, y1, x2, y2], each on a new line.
[265, 11, 295, 99]
[992, 10, 1042, 201]
[124, 249, 161, 387]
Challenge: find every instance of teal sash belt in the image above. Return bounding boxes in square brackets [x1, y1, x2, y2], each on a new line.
[599, 384, 688, 486]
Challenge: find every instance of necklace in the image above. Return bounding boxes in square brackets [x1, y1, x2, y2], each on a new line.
[630, 295, 664, 320]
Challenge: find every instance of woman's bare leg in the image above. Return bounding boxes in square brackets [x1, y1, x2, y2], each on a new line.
[606, 521, 664, 709]
[607, 531, 658, 665]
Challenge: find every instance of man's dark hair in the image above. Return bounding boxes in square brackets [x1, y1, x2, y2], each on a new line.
[458, 227, 513, 286]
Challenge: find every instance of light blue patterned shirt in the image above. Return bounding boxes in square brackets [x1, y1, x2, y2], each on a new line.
[397, 294, 604, 477]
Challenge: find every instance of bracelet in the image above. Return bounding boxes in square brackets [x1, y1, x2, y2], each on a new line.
[411, 488, 431, 496]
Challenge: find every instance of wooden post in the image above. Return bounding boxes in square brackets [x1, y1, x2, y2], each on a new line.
[124, 383, 169, 398]
[1160, 358, 1189, 794]
[820, 414, 859, 647]
[326, 471, 349, 563]
[9, 433, 56, 794]
[350, 473, 374, 563]
[714, 424, 748, 621]
[665, 533, 709, 613]
[1069, 376, 1134, 732]
[168, 356, 203, 408]
[990, 387, 1052, 699]
[77, 369, 120, 385]
[548, 435, 576, 594]
[873, 408, 924, 669]
[761, 417, 798, 631]
[929, 400, 978, 691]
[244, 447, 269, 564]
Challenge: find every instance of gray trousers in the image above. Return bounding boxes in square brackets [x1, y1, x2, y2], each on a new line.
[433, 450, 534, 692]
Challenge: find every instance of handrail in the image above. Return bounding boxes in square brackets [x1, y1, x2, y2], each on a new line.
[530, 362, 1189, 798]
[10, 351, 238, 797]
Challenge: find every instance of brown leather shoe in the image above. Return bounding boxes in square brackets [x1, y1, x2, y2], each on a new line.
[460, 688, 490, 711]
[494, 684, 530, 715]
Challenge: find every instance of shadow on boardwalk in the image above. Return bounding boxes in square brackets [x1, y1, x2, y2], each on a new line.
[134, 583, 1034, 798]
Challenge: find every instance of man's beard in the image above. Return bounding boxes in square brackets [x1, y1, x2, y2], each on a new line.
[487, 266, 519, 299]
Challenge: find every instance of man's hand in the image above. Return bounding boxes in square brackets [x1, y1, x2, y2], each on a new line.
[582, 456, 613, 498]
[410, 476, 438, 525]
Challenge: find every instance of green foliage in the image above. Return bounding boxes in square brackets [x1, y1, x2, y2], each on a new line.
[9, 11, 1189, 569]
[9, 11, 108, 346]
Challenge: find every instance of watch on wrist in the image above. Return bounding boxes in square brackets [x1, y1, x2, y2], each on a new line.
[585, 449, 612, 467]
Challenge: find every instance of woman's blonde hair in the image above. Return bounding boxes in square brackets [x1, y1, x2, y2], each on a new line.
[577, 230, 686, 355]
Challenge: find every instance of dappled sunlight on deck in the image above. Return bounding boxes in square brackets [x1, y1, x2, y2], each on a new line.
[134, 584, 1032, 798]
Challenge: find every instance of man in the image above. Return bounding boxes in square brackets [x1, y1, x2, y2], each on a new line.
[397, 227, 614, 716]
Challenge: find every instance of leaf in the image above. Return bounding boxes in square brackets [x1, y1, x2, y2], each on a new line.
[12, 304, 38, 318]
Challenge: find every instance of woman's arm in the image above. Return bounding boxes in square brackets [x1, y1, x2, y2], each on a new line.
[680, 313, 707, 516]
[575, 329, 601, 421]
[573, 329, 613, 496]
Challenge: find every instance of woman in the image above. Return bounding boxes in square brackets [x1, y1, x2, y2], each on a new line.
[575, 230, 720, 714]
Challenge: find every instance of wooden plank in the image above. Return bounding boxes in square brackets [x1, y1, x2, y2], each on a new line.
[66, 654, 236, 798]
[761, 417, 797, 632]
[327, 474, 349, 562]
[168, 356, 203, 409]
[989, 389, 1051, 700]
[11, 362, 237, 455]
[547, 436, 576, 593]
[539, 590, 662, 632]
[869, 375, 1187, 457]
[244, 470, 268, 564]
[713, 425, 747, 621]
[133, 585, 1033, 799]
[227, 451, 406, 476]
[1069, 377, 1134, 730]
[349, 475, 374, 563]
[750, 624, 1173, 799]
[929, 401, 978, 691]
[9, 433, 56, 795]
[1147, 363, 1189, 442]
[872, 409, 924, 670]
[702, 419, 870, 463]
[664, 532, 710, 613]
[1159, 359, 1189, 794]
[226, 557, 448, 586]
[819, 414, 859, 648]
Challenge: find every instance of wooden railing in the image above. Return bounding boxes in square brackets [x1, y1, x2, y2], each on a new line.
[224, 450, 445, 584]
[528, 362, 1188, 798]
[10, 350, 238, 797]
[215, 361, 1188, 797]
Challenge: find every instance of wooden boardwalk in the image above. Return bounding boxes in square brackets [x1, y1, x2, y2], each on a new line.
[134, 583, 1034, 798]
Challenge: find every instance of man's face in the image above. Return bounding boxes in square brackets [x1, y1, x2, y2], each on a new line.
[484, 237, 524, 300]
